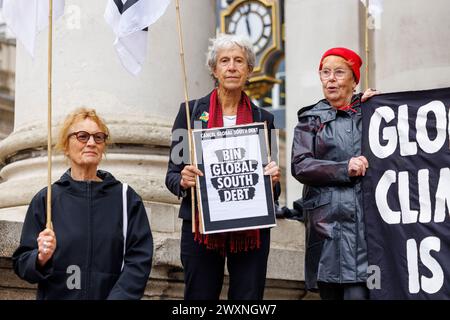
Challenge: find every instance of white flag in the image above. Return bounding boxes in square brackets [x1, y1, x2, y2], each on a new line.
[361, 0, 383, 29]
[104, 0, 171, 76]
[1, 0, 65, 57]
[360, 0, 384, 15]
[368, 0, 383, 17]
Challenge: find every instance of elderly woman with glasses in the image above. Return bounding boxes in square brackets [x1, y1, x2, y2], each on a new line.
[165, 33, 281, 300]
[291, 48, 379, 300]
[13, 108, 153, 300]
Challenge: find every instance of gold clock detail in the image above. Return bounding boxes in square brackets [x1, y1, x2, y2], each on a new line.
[226, 1, 272, 54]
[221, 0, 283, 99]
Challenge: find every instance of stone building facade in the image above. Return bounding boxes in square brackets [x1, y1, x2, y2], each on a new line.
[0, 25, 14, 142]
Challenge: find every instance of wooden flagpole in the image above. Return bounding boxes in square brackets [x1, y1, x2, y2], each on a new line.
[46, 0, 53, 230]
[364, 2, 370, 91]
[174, 0, 196, 232]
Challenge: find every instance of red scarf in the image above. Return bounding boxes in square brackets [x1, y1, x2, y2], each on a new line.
[338, 99, 359, 112]
[193, 89, 260, 255]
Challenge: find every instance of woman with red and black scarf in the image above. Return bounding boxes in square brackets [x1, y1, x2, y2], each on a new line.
[165, 34, 280, 300]
[291, 48, 379, 300]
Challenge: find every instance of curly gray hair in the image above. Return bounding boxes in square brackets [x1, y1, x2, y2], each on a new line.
[206, 33, 256, 82]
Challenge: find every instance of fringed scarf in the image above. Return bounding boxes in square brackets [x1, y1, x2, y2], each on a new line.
[193, 88, 260, 255]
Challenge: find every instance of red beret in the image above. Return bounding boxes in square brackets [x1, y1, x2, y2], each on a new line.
[319, 47, 363, 84]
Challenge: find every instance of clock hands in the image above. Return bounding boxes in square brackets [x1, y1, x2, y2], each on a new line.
[225, 2, 273, 54]
[245, 14, 252, 36]
[245, 3, 251, 37]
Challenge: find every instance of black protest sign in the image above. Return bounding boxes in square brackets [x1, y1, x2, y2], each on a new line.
[362, 87, 450, 299]
[192, 123, 276, 234]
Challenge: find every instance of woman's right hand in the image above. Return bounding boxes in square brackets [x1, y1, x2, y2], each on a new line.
[361, 88, 381, 102]
[37, 228, 57, 267]
[180, 165, 203, 189]
[348, 156, 369, 177]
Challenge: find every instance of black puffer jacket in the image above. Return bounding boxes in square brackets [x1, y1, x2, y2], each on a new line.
[13, 170, 153, 300]
[291, 94, 368, 290]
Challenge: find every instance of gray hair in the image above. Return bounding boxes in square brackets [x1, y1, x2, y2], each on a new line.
[206, 33, 256, 80]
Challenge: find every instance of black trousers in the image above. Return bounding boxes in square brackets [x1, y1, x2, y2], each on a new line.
[180, 220, 271, 300]
[317, 282, 369, 300]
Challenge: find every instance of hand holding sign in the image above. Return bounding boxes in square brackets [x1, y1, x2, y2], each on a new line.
[180, 165, 203, 189]
[264, 161, 281, 184]
[361, 88, 381, 102]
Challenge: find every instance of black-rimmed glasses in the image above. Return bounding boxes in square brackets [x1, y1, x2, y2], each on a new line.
[68, 131, 108, 144]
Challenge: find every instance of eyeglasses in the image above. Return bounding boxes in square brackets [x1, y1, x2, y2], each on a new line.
[319, 68, 349, 80]
[68, 131, 108, 144]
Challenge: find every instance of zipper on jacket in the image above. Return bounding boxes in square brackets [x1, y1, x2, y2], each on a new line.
[338, 197, 343, 283]
[340, 112, 353, 284]
[354, 185, 359, 282]
[353, 112, 360, 282]
[85, 181, 93, 299]
[347, 111, 357, 283]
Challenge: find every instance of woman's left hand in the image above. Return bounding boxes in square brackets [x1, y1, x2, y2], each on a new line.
[264, 161, 281, 184]
[361, 88, 381, 102]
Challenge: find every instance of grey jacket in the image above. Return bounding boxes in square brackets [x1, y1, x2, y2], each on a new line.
[291, 94, 368, 290]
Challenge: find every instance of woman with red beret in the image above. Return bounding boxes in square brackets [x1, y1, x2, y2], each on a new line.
[291, 47, 379, 300]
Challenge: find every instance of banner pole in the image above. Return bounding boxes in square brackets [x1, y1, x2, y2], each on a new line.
[365, 3, 370, 91]
[175, 0, 196, 232]
[46, 0, 53, 230]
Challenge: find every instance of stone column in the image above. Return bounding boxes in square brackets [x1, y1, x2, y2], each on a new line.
[370, 0, 450, 92]
[0, 36, 15, 141]
[0, 0, 215, 299]
[0, 98, 13, 140]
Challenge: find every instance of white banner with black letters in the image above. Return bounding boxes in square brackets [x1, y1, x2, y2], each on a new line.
[192, 123, 276, 234]
[362, 87, 450, 299]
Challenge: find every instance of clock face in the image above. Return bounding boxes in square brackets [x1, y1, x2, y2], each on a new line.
[227, 1, 272, 54]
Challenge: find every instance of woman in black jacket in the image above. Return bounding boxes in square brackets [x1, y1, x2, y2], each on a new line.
[291, 47, 379, 300]
[13, 108, 153, 300]
[166, 34, 280, 300]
